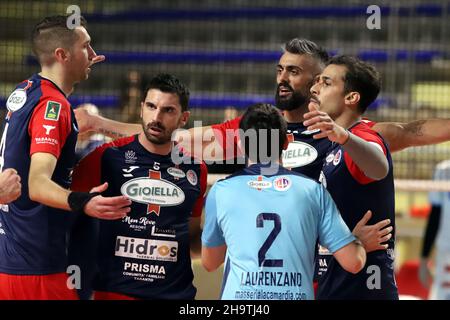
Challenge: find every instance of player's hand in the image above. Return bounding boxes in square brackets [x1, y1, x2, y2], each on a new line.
[418, 258, 433, 289]
[84, 182, 131, 220]
[74, 105, 98, 134]
[303, 102, 349, 144]
[0, 168, 21, 204]
[352, 210, 392, 253]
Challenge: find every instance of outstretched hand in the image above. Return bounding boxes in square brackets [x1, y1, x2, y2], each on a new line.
[303, 102, 349, 144]
[352, 210, 392, 253]
[74, 106, 97, 134]
[84, 182, 131, 220]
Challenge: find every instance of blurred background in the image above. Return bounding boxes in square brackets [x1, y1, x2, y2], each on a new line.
[1, 0, 449, 299]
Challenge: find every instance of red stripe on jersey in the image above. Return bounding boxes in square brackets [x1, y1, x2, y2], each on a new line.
[343, 122, 387, 185]
[211, 116, 243, 159]
[72, 135, 136, 192]
[28, 81, 72, 159]
[147, 170, 161, 216]
[192, 161, 208, 217]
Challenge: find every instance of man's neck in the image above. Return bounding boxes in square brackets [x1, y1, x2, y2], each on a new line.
[282, 104, 308, 123]
[334, 111, 362, 129]
[138, 132, 172, 155]
[40, 65, 74, 96]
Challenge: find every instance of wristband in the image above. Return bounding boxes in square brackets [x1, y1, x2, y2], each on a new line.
[68, 191, 100, 214]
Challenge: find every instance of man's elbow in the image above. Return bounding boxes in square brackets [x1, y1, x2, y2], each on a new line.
[201, 259, 220, 272]
[28, 180, 41, 202]
[367, 160, 389, 181]
[344, 254, 366, 274]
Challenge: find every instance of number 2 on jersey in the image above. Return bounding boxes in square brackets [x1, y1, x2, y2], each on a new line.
[256, 213, 283, 267]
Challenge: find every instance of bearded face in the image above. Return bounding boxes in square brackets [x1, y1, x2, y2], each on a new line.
[275, 81, 310, 111]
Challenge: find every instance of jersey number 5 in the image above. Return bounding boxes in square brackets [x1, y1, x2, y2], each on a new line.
[256, 213, 283, 267]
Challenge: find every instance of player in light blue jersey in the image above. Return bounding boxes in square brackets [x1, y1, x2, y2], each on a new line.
[201, 103, 366, 300]
[420, 160, 450, 300]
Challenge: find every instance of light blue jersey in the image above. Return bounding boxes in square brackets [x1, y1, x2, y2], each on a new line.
[429, 160, 450, 251]
[202, 163, 355, 300]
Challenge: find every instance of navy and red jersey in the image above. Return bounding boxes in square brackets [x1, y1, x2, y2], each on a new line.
[71, 135, 207, 299]
[0, 74, 78, 275]
[212, 117, 332, 181]
[317, 122, 398, 300]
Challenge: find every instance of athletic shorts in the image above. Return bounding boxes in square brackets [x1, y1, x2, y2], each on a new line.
[0, 272, 78, 300]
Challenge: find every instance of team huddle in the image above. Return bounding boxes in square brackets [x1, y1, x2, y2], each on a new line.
[0, 14, 449, 300]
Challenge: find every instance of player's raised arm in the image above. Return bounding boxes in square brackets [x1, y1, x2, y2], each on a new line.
[372, 119, 450, 153]
[75, 106, 141, 139]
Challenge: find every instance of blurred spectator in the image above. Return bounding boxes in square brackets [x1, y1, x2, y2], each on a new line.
[119, 70, 142, 123]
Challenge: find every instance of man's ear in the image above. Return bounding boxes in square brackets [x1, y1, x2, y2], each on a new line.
[140, 102, 144, 119]
[344, 91, 360, 108]
[180, 111, 190, 127]
[54, 47, 69, 63]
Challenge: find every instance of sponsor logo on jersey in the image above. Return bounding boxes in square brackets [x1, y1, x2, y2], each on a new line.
[120, 177, 185, 207]
[186, 169, 198, 186]
[167, 167, 186, 179]
[125, 150, 137, 164]
[300, 128, 321, 135]
[43, 125, 56, 135]
[123, 262, 166, 275]
[34, 136, 58, 146]
[282, 141, 318, 168]
[6, 89, 27, 112]
[333, 150, 342, 166]
[326, 153, 334, 163]
[273, 176, 291, 191]
[318, 244, 332, 255]
[0, 222, 6, 235]
[122, 166, 140, 178]
[115, 236, 178, 262]
[44, 101, 61, 121]
[248, 176, 272, 191]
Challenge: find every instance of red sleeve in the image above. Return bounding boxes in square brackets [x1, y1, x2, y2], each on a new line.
[344, 126, 387, 185]
[211, 116, 243, 159]
[191, 161, 208, 217]
[28, 98, 72, 158]
[71, 143, 108, 192]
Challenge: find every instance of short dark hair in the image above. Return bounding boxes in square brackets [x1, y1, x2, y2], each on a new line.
[144, 74, 190, 111]
[32, 15, 87, 65]
[284, 38, 329, 65]
[239, 103, 287, 163]
[328, 55, 381, 113]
